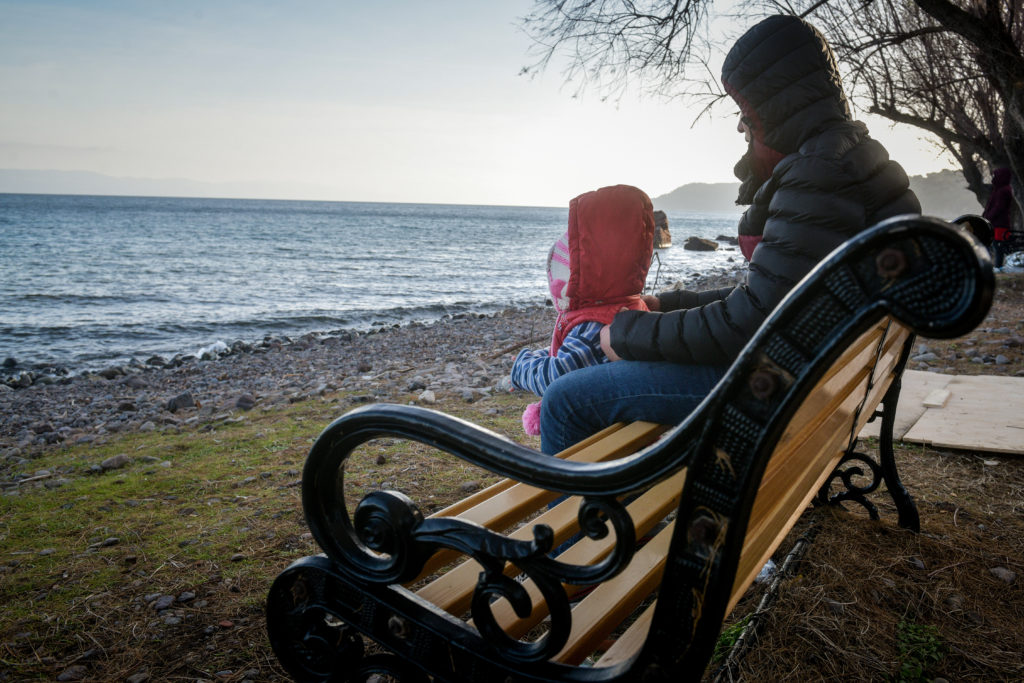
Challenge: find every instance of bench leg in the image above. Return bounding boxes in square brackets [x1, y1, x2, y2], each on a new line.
[876, 376, 921, 531]
[814, 376, 920, 532]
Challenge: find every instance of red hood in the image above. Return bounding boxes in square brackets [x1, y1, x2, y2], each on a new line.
[565, 184, 655, 310]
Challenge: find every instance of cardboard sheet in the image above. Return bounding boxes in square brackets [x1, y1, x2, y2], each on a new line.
[857, 370, 1024, 455]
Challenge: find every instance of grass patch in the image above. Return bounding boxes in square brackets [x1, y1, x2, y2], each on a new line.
[894, 620, 946, 683]
[0, 391, 526, 680]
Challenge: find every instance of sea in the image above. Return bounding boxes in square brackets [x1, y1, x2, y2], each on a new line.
[0, 193, 744, 376]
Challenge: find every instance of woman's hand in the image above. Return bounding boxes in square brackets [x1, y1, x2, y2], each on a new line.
[599, 324, 622, 361]
[641, 295, 660, 311]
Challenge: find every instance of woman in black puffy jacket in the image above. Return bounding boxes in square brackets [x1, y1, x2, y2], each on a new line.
[539, 14, 921, 455]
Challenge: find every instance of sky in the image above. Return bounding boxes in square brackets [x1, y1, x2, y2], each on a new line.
[0, 0, 957, 207]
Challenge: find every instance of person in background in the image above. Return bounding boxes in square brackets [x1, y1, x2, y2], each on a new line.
[510, 184, 654, 435]
[984, 167, 1015, 268]
[539, 15, 921, 455]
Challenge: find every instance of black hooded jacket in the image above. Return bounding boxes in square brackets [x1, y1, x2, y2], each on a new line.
[609, 15, 920, 365]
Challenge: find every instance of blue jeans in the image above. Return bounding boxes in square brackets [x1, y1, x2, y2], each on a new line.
[539, 361, 729, 455]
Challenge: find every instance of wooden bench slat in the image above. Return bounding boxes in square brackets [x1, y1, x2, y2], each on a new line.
[553, 522, 675, 665]
[427, 422, 633, 520]
[477, 470, 687, 637]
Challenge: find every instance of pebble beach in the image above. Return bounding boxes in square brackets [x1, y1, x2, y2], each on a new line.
[0, 305, 556, 474]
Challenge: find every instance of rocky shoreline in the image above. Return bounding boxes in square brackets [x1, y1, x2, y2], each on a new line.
[0, 306, 553, 470]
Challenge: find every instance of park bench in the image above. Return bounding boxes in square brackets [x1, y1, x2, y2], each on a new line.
[266, 215, 994, 682]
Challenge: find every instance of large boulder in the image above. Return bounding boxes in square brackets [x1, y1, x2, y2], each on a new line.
[653, 210, 672, 248]
[684, 236, 719, 252]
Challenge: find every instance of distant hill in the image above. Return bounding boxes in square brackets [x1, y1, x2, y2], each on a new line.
[653, 168, 981, 219]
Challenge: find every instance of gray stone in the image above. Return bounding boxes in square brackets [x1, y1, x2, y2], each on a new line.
[418, 389, 436, 404]
[235, 394, 256, 410]
[56, 665, 88, 681]
[990, 566, 1016, 584]
[101, 454, 131, 471]
[97, 366, 124, 379]
[152, 595, 175, 611]
[166, 391, 196, 412]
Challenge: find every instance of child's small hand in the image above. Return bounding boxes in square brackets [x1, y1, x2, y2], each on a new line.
[641, 295, 660, 311]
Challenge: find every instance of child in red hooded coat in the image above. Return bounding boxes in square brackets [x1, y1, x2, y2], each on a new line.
[510, 184, 655, 434]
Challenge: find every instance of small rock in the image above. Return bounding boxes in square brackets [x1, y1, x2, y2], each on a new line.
[230, 553, 245, 562]
[235, 394, 256, 410]
[123, 375, 147, 389]
[2, 357, 16, 368]
[944, 593, 964, 610]
[418, 389, 436, 404]
[375, 454, 387, 465]
[152, 595, 175, 611]
[117, 401, 137, 412]
[126, 672, 150, 683]
[908, 556, 926, 570]
[178, 591, 196, 602]
[458, 480, 481, 493]
[56, 665, 88, 681]
[990, 566, 1016, 584]
[97, 366, 124, 379]
[32, 422, 55, 434]
[100, 454, 131, 471]
[166, 391, 197, 412]
[995, 354, 1011, 365]
[357, 361, 372, 373]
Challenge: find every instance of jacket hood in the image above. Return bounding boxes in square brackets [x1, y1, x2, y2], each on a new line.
[722, 15, 850, 158]
[563, 184, 654, 311]
[993, 167, 1012, 186]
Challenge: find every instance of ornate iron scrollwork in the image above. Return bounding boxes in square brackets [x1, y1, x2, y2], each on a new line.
[311, 481, 638, 664]
[815, 450, 883, 519]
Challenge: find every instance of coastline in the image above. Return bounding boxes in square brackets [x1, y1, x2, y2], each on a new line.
[0, 305, 552, 463]
[0, 269, 748, 467]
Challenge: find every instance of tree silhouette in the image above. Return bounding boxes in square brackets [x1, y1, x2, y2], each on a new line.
[521, 0, 1023, 217]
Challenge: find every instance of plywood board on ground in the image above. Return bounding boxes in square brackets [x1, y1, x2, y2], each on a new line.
[858, 370, 954, 440]
[903, 374, 1024, 455]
